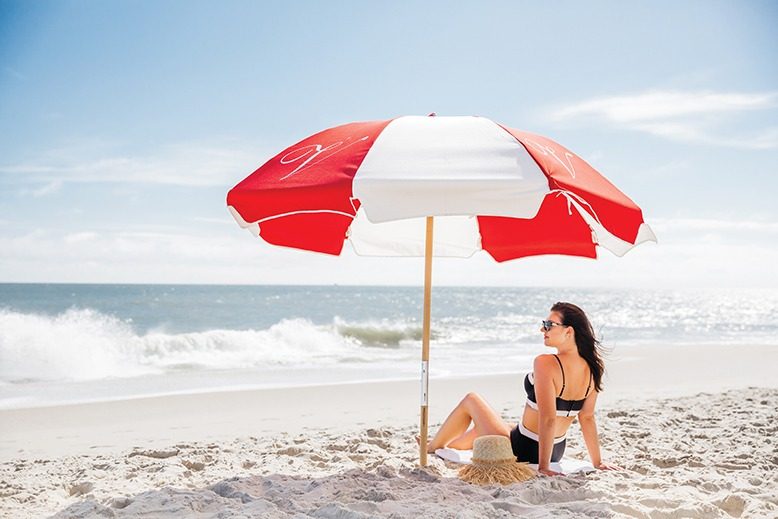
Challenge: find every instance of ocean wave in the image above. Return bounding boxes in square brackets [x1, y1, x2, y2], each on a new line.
[0, 308, 425, 383]
[334, 317, 429, 348]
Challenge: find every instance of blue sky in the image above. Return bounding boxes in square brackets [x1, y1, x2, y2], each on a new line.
[1, 1, 777, 287]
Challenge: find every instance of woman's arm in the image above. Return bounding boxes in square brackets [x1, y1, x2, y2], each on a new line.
[578, 391, 619, 469]
[533, 355, 562, 475]
[577, 391, 602, 466]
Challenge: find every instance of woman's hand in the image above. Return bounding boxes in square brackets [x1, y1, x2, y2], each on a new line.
[538, 467, 564, 477]
[595, 461, 621, 471]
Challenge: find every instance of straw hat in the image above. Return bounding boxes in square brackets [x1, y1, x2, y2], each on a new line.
[458, 435, 536, 485]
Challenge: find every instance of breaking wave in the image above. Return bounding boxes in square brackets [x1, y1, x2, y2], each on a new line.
[0, 308, 422, 383]
[334, 317, 429, 347]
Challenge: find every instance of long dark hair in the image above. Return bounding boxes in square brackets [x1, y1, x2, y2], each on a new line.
[550, 302, 604, 392]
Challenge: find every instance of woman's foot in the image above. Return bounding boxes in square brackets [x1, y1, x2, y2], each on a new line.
[414, 435, 436, 454]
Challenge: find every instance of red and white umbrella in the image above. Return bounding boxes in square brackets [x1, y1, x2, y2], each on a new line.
[227, 115, 655, 465]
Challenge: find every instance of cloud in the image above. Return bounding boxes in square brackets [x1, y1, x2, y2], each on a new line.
[192, 216, 235, 226]
[0, 217, 776, 288]
[552, 91, 777, 122]
[25, 180, 63, 197]
[63, 232, 99, 244]
[0, 226, 352, 285]
[548, 90, 778, 150]
[0, 142, 273, 188]
[648, 217, 778, 233]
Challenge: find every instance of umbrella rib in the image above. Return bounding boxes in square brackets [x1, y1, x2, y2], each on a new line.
[257, 209, 356, 224]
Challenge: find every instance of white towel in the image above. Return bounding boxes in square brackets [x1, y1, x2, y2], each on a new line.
[434, 448, 595, 475]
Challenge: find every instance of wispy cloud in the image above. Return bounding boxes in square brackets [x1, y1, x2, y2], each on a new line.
[553, 91, 776, 122]
[1, 217, 777, 288]
[24, 180, 63, 197]
[0, 227, 346, 285]
[548, 90, 778, 150]
[63, 232, 99, 244]
[648, 217, 778, 233]
[0, 142, 272, 188]
[193, 216, 235, 225]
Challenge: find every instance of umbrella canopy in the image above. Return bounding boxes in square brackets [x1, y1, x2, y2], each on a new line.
[226, 115, 656, 466]
[227, 115, 656, 260]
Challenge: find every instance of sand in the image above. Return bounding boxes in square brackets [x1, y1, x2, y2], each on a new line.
[1, 343, 777, 518]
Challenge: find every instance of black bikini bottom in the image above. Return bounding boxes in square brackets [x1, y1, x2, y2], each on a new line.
[509, 424, 566, 464]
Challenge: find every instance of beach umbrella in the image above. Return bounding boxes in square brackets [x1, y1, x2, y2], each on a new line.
[226, 115, 656, 466]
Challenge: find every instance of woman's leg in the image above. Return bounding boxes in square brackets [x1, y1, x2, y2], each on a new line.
[448, 427, 478, 450]
[426, 392, 511, 452]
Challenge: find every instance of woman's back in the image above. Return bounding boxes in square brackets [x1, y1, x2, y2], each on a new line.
[521, 352, 593, 437]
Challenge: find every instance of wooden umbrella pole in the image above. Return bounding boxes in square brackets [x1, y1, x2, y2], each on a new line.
[419, 216, 433, 466]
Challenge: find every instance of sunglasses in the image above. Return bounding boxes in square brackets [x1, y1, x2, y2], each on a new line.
[541, 320, 568, 331]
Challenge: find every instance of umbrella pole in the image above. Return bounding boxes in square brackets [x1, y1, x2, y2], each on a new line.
[419, 216, 433, 466]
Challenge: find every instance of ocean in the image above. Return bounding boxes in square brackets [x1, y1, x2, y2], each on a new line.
[1, 283, 776, 409]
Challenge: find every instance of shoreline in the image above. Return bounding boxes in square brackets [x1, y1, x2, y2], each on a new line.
[4, 338, 773, 412]
[2, 342, 776, 462]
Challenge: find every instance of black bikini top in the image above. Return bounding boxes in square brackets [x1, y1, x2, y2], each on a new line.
[524, 354, 592, 417]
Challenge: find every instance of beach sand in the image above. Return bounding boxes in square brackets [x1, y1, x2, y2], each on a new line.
[2, 343, 777, 518]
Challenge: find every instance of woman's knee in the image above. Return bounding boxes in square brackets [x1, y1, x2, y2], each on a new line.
[460, 392, 483, 407]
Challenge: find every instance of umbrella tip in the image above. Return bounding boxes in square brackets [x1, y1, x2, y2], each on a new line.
[427, 112, 436, 117]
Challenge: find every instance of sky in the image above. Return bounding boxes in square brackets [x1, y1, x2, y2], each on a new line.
[1, 0, 777, 288]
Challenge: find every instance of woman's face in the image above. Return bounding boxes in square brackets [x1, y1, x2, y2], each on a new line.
[541, 311, 566, 348]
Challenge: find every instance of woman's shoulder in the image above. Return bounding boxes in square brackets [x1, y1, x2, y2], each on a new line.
[532, 353, 558, 372]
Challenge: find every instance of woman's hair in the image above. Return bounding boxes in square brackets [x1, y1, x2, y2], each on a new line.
[550, 302, 604, 392]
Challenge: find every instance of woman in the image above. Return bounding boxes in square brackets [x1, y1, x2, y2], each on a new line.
[424, 302, 618, 476]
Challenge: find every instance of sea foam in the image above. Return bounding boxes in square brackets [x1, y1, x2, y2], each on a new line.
[0, 308, 418, 383]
